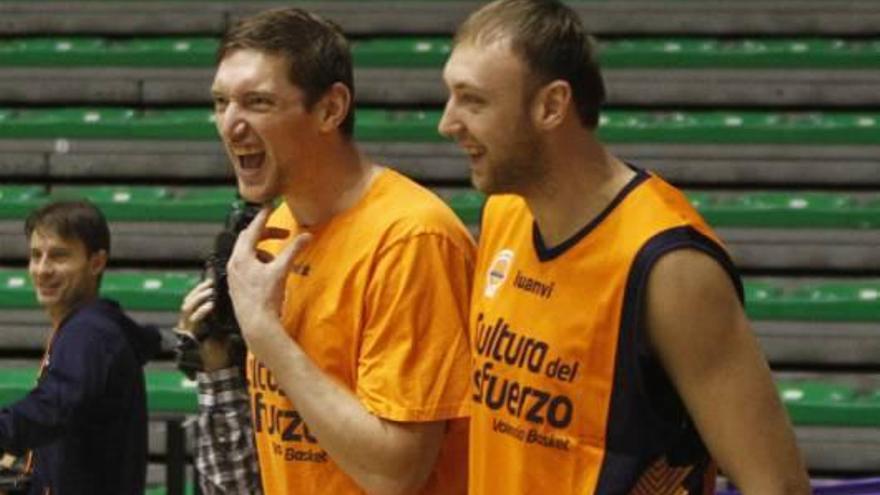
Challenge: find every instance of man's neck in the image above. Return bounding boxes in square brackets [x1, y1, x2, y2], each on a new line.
[523, 133, 635, 248]
[283, 140, 378, 228]
[49, 294, 97, 330]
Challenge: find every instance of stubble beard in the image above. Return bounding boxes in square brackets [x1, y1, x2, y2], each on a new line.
[475, 128, 545, 196]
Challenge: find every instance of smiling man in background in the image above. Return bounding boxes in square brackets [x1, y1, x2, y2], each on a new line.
[0, 200, 160, 495]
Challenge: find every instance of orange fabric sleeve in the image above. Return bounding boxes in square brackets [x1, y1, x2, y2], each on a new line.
[356, 232, 473, 422]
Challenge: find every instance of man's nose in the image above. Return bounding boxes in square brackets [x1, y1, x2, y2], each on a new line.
[437, 99, 461, 139]
[219, 104, 249, 142]
[32, 256, 53, 276]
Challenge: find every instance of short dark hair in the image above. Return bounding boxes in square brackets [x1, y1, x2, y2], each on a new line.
[454, 0, 605, 129]
[217, 7, 356, 137]
[25, 200, 111, 257]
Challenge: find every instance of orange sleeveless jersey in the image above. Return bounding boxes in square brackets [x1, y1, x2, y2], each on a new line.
[469, 170, 742, 495]
[248, 168, 474, 494]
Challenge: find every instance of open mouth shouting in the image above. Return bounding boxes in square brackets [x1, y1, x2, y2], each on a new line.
[233, 149, 267, 183]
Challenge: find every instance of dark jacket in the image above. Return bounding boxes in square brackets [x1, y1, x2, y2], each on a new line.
[0, 298, 161, 495]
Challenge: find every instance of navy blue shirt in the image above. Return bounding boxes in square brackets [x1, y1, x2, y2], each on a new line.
[0, 298, 160, 495]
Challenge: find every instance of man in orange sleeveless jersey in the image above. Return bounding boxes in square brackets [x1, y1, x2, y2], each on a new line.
[179, 7, 474, 495]
[438, 1, 811, 494]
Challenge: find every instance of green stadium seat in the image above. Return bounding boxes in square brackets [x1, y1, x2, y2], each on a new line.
[145, 369, 199, 414]
[6, 366, 880, 428]
[0, 185, 236, 221]
[0, 269, 199, 311]
[778, 380, 880, 427]
[3, 37, 880, 70]
[742, 281, 783, 305]
[746, 280, 880, 322]
[694, 192, 880, 229]
[0, 271, 37, 309]
[100, 272, 201, 312]
[0, 185, 48, 218]
[0, 37, 214, 68]
[0, 108, 215, 139]
[597, 111, 880, 145]
[447, 190, 880, 230]
[49, 185, 236, 222]
[446, 190, 485, 226]
[0, 366, 197, 413]
[144, 483, 196, 495]
[353, 38, 450, 67]
[5, 185, 879, 232]
[788, 283, 880, 321]
[0, 367, 39, 406]
[5, 266, 877, 322]
[600, 38, 880, 69]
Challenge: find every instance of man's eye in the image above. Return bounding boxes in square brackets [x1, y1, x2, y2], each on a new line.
[460, 94, 484, 106]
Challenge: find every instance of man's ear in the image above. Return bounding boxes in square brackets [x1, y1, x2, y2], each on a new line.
[89, 249, 108, 278]
[531, 80, 572, 131]
[317, 82, 352, 133]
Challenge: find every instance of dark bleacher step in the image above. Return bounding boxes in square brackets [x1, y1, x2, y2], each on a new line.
[5, 303, 879, 367]
[0, 310, 179, 354]
[1, 1, 879, 36]
[3, 139, 880, 187]
[746, 278, 880, 365]
[2, 37, 879, 106]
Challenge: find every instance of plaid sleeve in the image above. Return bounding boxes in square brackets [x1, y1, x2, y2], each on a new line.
[195, 367, 262, 495]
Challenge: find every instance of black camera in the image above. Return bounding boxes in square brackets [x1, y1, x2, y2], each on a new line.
[175, 200, 261, 379]
[200, 200, 262, 339]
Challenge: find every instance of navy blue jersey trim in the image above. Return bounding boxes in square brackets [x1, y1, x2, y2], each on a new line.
[594, 226, 741, 494]
[533, 167, 649, 262]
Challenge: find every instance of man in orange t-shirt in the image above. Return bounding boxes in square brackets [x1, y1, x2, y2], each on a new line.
[177, 7, 473, 494]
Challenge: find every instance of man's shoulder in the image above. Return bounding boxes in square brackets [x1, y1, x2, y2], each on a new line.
[62, 299, 125, 331]
[366, 168, 475, 246]
[59, 299, 157, 355]
[482, 194, 526, 217]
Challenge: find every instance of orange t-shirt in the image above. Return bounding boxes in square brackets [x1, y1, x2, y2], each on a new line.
[469, 170, 736, 494]
[247, 167, 474, 494]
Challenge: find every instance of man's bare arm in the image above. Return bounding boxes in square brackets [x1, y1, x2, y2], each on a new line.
[645, 249, 810, 495]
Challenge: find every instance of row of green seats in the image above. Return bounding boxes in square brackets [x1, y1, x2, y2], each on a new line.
[0, 367, 197, 414]
[1, 268, 877, 322]
[0, 185, 236, 222]
[2, 365, 878, 427]
[779, 380, 880, 427]
[451, 190, 880, 229]
[4, 186, 879, 229]
[2, 37, 879, 69]
[0, 270, 199, 311]
[145, 484, 195, 495]
[0, 108, 877, 144]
